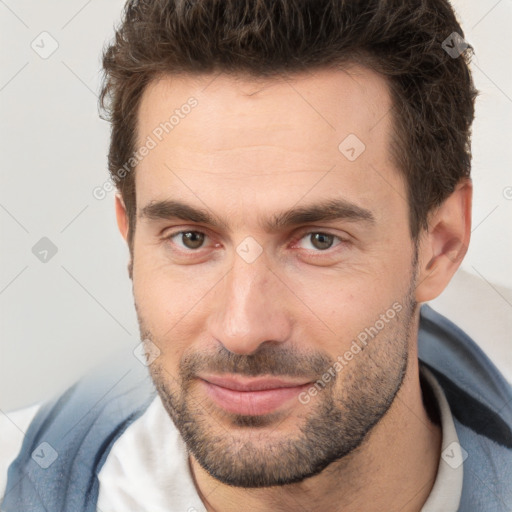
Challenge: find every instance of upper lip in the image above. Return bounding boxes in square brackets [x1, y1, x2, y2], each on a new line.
[199, 374, 312, 391]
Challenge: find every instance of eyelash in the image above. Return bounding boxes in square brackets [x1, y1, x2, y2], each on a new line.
[162, 228, 349, 257]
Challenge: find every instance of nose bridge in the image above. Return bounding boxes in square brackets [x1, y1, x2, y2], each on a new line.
[209, 248, 292, 355]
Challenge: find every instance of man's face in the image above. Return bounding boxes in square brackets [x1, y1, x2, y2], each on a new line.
[129, 66, 420, 487]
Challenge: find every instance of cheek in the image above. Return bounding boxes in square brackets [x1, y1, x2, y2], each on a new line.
[132, 249, 220, 342]
[289, 265, 409, 354]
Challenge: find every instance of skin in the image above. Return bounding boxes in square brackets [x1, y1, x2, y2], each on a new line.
[115, 65, 472, 512]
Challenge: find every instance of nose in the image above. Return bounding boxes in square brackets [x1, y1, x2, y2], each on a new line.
[207, 247, 293, 355]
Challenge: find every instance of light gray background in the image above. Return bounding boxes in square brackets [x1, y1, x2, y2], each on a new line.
[1, 0, 511, 412]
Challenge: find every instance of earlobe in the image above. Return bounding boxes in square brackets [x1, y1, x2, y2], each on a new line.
[415, 179, 472, 303]
[115, 193, 129, 242]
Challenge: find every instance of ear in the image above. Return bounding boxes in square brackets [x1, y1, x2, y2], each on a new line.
[115, 193, 130, 242]
[415, 178, 472, 303]
[115, 193, 134, 279]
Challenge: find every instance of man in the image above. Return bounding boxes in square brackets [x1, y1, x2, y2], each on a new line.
[1, 0, 511, 510]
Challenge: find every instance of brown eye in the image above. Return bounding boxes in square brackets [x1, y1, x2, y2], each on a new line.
[177, 231, 205, 249]
[308, 233, 335, 250]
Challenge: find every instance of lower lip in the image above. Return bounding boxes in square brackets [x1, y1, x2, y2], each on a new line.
[200, 380, 311, 416]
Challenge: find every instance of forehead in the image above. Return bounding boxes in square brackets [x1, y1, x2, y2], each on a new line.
[134, 66, 405, 229]
[137, 65, 393, 150]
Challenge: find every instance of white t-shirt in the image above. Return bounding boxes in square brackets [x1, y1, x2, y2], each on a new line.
[0, 366, 463, 511]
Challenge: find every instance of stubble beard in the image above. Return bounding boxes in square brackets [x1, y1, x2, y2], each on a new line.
[138, 264, 418, 488]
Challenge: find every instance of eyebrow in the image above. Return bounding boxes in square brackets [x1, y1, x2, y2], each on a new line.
[139, 198, 376, 232]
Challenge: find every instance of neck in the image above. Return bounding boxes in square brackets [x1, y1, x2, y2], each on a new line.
[189, 351, 442, 512]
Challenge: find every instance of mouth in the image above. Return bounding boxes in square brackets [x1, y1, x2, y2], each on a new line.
[198, 374, 312, 416]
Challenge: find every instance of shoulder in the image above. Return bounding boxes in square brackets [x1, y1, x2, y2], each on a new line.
[418, 303, 512, 445]
[418, 297, 512, 505]
[0, 350, 157, 511]
[0, 403, 42, 500]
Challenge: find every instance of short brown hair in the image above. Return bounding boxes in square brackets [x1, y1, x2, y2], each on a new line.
[99, 0, 478, 249]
